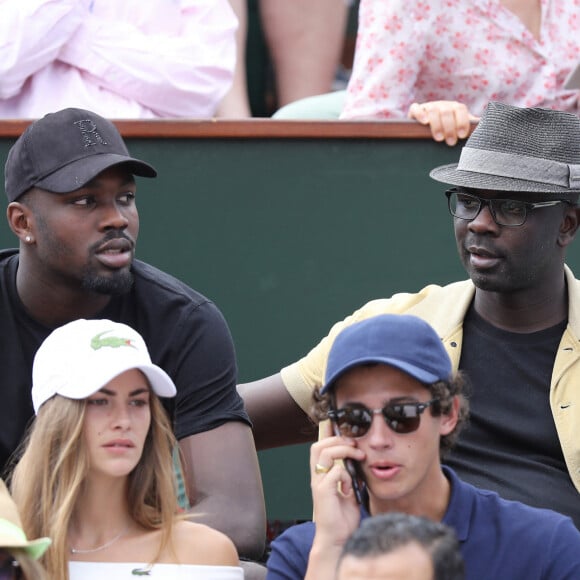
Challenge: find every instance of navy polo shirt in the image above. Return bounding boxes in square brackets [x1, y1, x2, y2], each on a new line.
[267, 467, 580, 579]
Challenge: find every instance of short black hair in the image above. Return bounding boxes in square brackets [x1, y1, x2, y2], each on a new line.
[338, 513, 464, 580]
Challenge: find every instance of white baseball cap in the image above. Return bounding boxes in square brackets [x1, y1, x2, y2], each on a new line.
[32, 319, 176, 414]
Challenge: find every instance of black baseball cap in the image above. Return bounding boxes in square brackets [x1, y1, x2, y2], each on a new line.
[5, 108, 157, 202]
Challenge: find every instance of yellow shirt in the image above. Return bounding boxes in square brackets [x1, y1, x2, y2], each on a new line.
[281, 266, 580, 493]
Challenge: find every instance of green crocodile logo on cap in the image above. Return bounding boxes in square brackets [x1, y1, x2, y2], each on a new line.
[91, 331, 137, 350]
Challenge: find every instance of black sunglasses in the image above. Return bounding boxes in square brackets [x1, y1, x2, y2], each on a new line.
[0, 553, 21, 580]
[328, 399, 439, 438]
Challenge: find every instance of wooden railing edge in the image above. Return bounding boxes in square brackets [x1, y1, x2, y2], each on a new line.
[0, 119, 478, 140]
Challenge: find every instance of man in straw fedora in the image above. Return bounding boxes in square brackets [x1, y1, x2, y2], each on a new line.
[0, 479, 50, 579]
[241, 102, 580, 527]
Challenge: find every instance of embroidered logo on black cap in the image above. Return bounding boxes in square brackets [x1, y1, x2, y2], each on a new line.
[74, 119, 108, 148]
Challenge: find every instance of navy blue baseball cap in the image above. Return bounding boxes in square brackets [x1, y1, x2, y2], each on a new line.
[322, 314, 452, 393]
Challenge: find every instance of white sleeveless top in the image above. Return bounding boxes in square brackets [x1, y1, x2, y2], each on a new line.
[69, 561, 244, 579]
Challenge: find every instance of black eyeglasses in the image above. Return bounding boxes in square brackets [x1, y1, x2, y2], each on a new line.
[0, 553, 21, 580]
[445, 188, 567, 226]
[327, 399, 439, 438]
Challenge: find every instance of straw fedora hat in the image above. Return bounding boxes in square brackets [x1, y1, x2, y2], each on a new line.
[430, 101, 580, 194]
[0, 479, 51, 560]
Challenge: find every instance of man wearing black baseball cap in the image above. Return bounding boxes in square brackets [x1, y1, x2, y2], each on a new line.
[1, 108, 266, 566]
[241, 102, 580, 529]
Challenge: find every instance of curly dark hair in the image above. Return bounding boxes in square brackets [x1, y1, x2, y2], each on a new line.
[311, 365, 470, 458]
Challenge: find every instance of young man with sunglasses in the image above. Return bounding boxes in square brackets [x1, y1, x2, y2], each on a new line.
[240, 102, 580, 528]
[266, 314, 580, 580]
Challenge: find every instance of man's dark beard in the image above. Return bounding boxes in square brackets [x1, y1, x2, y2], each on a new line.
[81, 268, 134, 295]
[82, 230, 135, 295]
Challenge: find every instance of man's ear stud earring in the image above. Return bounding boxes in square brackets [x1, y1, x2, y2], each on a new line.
[25, 235, 32, 243]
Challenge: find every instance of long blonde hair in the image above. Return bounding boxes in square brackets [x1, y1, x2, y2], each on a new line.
[10, 392, 180, 580]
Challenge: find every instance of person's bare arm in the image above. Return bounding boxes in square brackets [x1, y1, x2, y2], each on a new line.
[238, 373, 318, 450]
[259, 0, 348, 106]
[216, 0, 252, 118]
[179, 421, 266, 560]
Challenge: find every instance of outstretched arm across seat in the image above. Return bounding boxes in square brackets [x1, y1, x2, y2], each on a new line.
[238, 373, 317, 451]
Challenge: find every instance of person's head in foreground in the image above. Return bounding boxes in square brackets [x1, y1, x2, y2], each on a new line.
[0, 479, 50, 580]
[313, 314, 468, 515]
[430, 101, 580, 295]
[336, 512, 464, 580]
[5, 107, 156, 299]
[10, 319, 178, 580]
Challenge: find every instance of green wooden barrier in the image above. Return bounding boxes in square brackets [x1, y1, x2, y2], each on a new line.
[3, 120, 576, 521]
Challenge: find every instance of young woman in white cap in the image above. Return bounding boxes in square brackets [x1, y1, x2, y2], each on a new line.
[0, 478, 50, 580]
[9, 319, 242, 580]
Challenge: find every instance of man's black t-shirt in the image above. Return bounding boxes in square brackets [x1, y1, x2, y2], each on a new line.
[0, 249, 249, 472]
[445, 305, 580, 527]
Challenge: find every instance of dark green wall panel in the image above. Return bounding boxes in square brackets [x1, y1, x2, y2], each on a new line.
[2, 136, 576, 520]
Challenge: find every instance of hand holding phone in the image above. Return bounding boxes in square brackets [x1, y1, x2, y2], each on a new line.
[332, 423, 364, 505]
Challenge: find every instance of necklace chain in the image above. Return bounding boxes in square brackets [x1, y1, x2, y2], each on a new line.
[69, 526, 129, 555]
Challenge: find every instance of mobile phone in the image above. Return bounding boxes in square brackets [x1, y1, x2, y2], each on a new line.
[343, 458, 364, 505]
[332, 423, 364, 505]
[564, 62, 580, 90]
